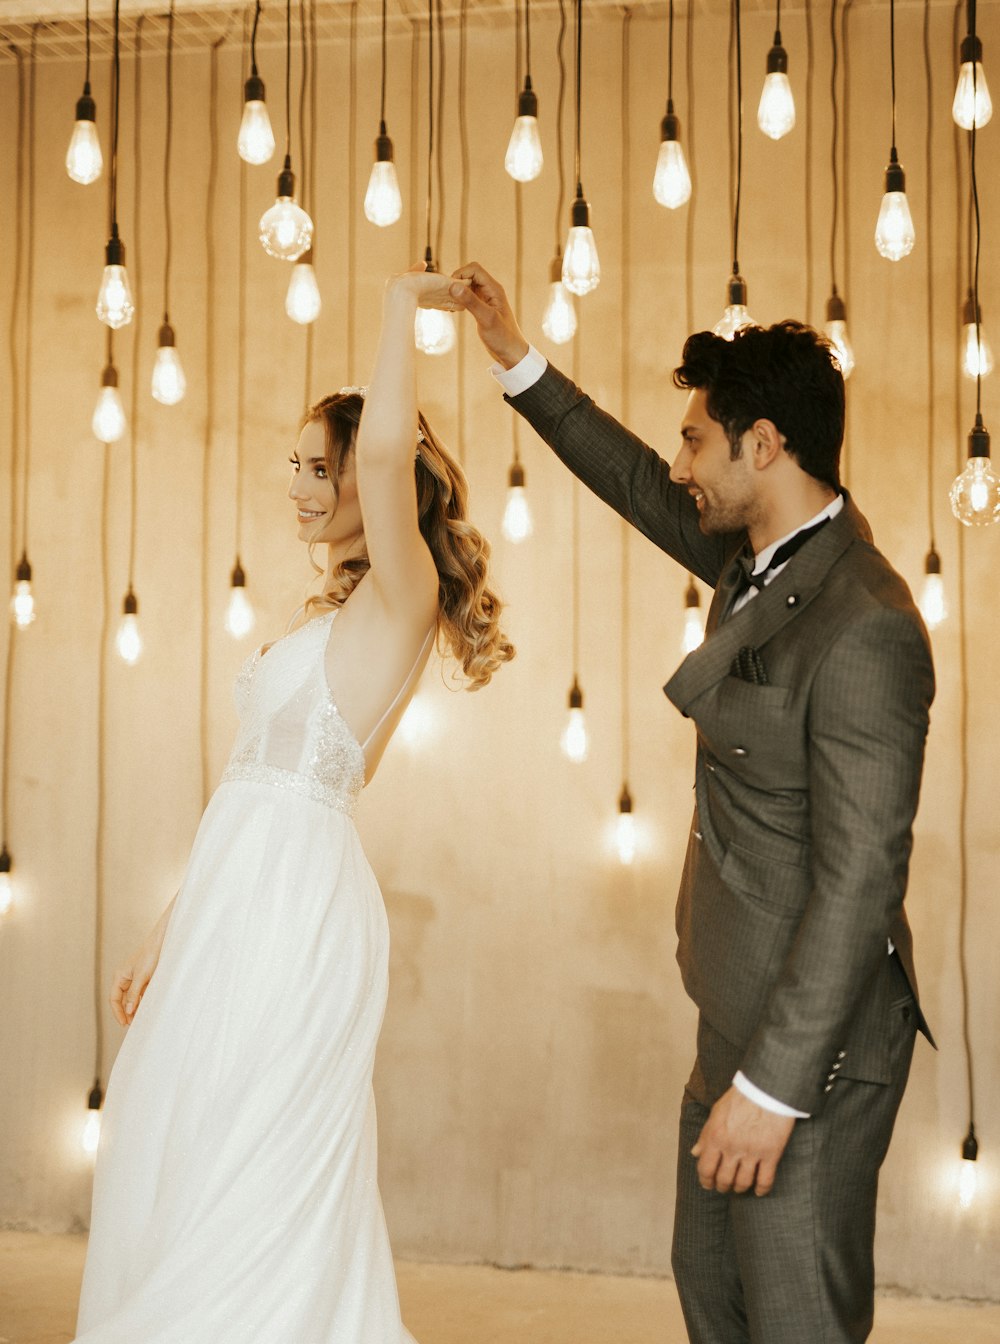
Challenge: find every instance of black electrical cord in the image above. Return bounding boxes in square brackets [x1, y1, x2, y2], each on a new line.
[732, 0, 743, 275]
[553, 0, 567, 252]
[163, 0, 175, 325]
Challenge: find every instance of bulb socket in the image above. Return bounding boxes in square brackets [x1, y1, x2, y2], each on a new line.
[766, 40, 789, 75]
[684, 578, 701, 609]
[0, 845, 10, 875]
[243, 73, 266, 104]
[962, 1124, 979, 1162]
[959, 34, 983, 66]
[15, 553, 32, 583]
[508, 461, 526, 489]
[924, 546, 941, 576]
[100, 363, 119, 389]
[276, 163, 296, 199]
[826, 291, 847, 323]
[231, 560, 247, 588]
[517, 83, 539, 119]
[157, 321, 176, 349]
[123, 590, 138, 617]
[75, 90, 97, 123]
[375, 126, 395, 162]
[87, 1082, 104, 1111]
[967, 415, 991, 460]
[568, 678, 583, 710]
[571, 192, 591, 229]
[660, 109, 682, 143]
[883, 153, 906, 194]
[962, 289, 982, 326]
[104, 234, 126, 267]
[727, 274, 748, 307]
[618, 785, 633, 814]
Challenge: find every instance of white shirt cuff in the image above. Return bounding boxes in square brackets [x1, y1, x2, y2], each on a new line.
[733, 1070, 811, 1119]
[490, 345, 548, 397]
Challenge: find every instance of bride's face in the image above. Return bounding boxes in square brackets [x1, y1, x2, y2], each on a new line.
[288, 419, 364, 550]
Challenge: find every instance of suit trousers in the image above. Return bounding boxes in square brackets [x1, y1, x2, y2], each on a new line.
[670, 958, 917, 1344]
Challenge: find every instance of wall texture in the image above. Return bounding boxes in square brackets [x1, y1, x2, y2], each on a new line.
[0, 1, 998, 1302]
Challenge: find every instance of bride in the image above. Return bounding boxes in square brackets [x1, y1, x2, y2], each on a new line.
[73, 268, 513, 1343]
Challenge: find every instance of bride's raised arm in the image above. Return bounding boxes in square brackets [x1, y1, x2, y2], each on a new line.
[354, 269, 457, 629]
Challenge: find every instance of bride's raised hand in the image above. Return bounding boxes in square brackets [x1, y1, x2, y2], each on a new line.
[386, 263, 468, 311]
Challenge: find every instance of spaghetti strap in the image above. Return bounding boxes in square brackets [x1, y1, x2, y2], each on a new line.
[359, 624, 436, 755]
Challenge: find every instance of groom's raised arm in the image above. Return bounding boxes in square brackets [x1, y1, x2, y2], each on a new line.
[450, 263, 731, 588]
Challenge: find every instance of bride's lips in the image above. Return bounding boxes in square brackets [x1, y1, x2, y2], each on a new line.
[297, 509, 325, 522]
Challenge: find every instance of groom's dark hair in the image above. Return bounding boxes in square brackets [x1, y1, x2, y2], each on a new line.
[672, 321, 844, 490]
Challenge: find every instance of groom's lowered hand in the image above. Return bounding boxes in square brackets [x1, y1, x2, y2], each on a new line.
[691, 1086, 795, 1197]
[449, 263, 530, 370]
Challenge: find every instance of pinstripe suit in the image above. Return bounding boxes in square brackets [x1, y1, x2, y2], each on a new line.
[506, 364, 935, 1343]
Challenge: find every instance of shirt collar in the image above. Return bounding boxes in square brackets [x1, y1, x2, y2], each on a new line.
[751, 492, 844, 577]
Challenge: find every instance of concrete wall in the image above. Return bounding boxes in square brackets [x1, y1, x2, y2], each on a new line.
[0, 1, 998, 1300]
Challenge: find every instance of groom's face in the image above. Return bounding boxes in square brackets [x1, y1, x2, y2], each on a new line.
[672, 389, 758, 535]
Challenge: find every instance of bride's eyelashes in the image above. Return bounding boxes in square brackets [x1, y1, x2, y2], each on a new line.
[289, 455, 329, 480]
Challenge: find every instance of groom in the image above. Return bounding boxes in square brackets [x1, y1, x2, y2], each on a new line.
[449, 264, 935, 1344]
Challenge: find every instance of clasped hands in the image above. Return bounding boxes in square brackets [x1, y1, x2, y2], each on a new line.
[387, 261, 531, 371]
[691, 1086, 796, 1197]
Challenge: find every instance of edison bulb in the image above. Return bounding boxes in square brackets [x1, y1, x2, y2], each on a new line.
[116, 612, 143, 664]
[918, 572, 947, 629]
[82, 1108, 102, 1155]
[953, 60, 993, 130]
[0, 870, 11, 916]
[11, 579, 35, 628]
[502, 482, 533, 542]
[562, 226, 601, 296]
[874, 191, 915, 261]
[238, 99, 275, 164]
[364, 160, 403, 227]
[66, 117, 103, 184]
[950, 455, 1000, 526]
[757, 71, 796, 139]
[92, 384, 126, 444]
[682, 604, 704, 653]
[653, 139, 692, 209]
[959, 1157, 978, 1209]
[560, 706, 589, 762]
[151, 345, 186, 405]
[615, 807, 637, 866]
[714, 303, 756, 340]
[96, 263, 135, 328]
[397, 692, 437, 750]
[825, 319, 855, 379]
[962, 321, 994, 379]
[286, 258, 322, 324]
[542, 280, 577, 345]
[225, 586, 255, 638]
[259, 196, 313, 261]
[505, 115, 544, 182]
[414, 307, 456, 356]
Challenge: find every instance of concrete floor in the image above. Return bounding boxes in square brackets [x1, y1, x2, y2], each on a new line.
[2, 1231, 999, 1343]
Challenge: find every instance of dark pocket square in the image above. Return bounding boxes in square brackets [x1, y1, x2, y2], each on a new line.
[731, 646, 770, 684]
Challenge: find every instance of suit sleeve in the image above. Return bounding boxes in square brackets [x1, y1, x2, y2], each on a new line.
[737, 606, 934, 1113]
[507, 363, 733, 587]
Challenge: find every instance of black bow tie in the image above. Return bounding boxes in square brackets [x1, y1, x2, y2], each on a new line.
[736, 515, 831, 592]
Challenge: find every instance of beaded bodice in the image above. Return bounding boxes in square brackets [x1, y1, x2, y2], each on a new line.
[221, 610, 365, 818]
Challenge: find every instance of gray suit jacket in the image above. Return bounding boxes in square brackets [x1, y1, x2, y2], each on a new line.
[508, 364, 935, 1115]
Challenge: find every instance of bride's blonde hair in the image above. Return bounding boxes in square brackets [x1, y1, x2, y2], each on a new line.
[302, 392, 514, 689]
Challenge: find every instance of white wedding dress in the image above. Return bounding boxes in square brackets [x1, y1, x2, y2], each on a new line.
[75, 610, 418, 1343]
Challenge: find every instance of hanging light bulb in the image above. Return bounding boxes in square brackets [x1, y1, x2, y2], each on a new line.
[92, 363, 127, 444]
[238, 72, 276, 165]
[285, 249, 322, 324]
[962, 290, 994, 379]
[824, 290, 855, 379]
[918, 546, 947, 630]
[542, 252, 577, 345]
[560, 677, 589, 763]
[225, 560, 256, 638]
[959, 1123, 979, 1209]
[96, 232, 135, 328]
[502, 461, 533, 543]
[0, 846, 12, 917]
[953, 34, 993, 130]
[615, 786, 637, 865]
[950, 414, 1000, 526]
[682, 576, 704, 653]
[874, 150, 915, 261]
[364, 124, 403, 226]
[151, 322, 187, 405]
[562, 186, 601, 296]
[259, 157, 313, 261]
[82, 1081, 103, 1156]
[757, 33, 796, 139]
[714, 274, 756, 340]
[505, 77, 544, 182]
[66, 83, 103, 184]
[115, 589, 143, 665]
[414, 307, 456, 356]
[653, 102, 692, 209]
[11, 553, 36, 629]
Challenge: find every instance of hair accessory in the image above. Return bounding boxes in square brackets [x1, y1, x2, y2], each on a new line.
[336, 384, 426, 444]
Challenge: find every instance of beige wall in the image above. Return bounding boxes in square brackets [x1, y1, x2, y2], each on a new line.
[1, 2, 998, 1300]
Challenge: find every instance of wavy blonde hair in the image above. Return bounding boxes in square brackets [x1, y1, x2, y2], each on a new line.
[301, 392, 514, 689]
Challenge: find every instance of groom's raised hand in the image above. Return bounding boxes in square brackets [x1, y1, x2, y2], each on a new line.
[449, 263, 530, 370]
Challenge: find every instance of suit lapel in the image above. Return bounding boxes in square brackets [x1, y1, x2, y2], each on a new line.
[664, 493, 871, 716]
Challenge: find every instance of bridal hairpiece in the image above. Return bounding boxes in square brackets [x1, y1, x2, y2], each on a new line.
[336, 385, 426, 445]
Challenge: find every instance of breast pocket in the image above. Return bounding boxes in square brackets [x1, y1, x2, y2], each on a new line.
[699, 678, 807, 790]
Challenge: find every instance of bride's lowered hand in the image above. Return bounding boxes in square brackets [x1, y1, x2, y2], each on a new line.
[110, 896, 176, 1027]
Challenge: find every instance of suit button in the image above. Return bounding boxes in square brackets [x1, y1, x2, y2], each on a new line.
[694, 830, 703, 841]
[831, 1062, 841, 1071]
[824, 1083, 834, 1093]
[706, 762, 716, 772]
[732, 747, 748, 757]
[837, 1050, 846, 1059]
[787, 594, 799, 607]
[827, 1073, 836, 1082]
